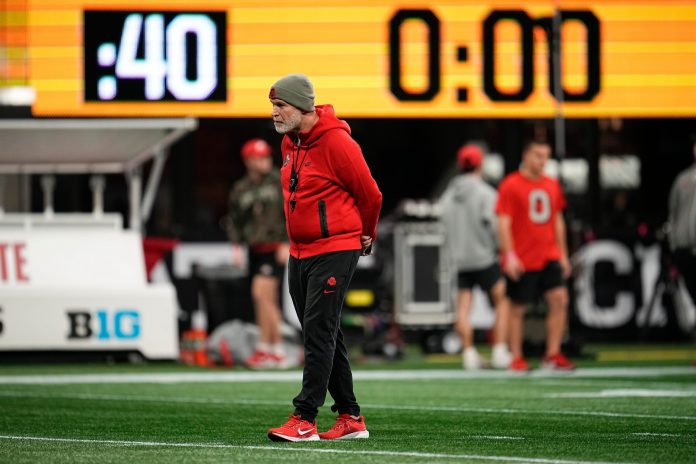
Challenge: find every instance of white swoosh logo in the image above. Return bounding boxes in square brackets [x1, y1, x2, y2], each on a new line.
[297, 428, 314, 436]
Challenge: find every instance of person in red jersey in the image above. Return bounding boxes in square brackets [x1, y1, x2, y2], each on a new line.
[496, 140, 575, 372]
[266, 73, 381, 442]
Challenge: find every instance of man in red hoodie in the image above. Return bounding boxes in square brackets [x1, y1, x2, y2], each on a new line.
[266, 74, 382, 442]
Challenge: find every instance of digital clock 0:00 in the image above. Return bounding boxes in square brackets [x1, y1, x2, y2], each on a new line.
[388, 9, 600, 103]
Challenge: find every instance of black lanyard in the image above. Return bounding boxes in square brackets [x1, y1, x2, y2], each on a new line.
[289, 136, 309, 211]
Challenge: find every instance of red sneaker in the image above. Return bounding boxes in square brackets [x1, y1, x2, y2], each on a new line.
[318, 414, 370, 440]
[267, 415, 319, 442]
[509, 357, 531, 372]
[542, 353, 576, 371]
[244, 350, 269, 368]
[246, 350, 289, 369]
[267, 352, 290, 369]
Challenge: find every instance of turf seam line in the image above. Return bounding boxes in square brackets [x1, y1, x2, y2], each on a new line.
[1, 390, 694, 421]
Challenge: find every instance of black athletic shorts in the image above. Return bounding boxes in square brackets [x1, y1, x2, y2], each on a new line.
[457, 263, 502, 292]
[248, 250, 284, 279]
[506, 260, 564, 304]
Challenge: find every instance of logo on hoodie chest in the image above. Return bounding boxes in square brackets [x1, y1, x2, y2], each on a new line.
[283, 153, 290, 167]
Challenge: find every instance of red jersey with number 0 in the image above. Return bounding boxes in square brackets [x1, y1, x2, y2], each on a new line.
[495, 172, 566, 271]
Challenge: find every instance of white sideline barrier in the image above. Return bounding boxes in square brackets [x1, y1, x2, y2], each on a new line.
[0, 286, 178, 360]
[0, 226, 179, 360]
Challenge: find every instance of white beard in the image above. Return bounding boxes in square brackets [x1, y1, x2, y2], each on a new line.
[273, 112, 301, 134]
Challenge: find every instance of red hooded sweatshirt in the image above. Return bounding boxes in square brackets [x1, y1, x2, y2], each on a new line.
[279, 104, 382, 259]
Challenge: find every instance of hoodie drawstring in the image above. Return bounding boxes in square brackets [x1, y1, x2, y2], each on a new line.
[289, 137, 309, 212]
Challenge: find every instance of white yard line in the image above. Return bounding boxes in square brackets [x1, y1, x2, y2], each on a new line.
[631, 432, 683, 438]
[0, 390, 694, 422]
[469, 435, 526, 440]
[0, 434, 633, 464]
[0, 390, 288, 406]
[358, 403, 696, 421]
[546, 389, 696, 398]
[535, 379, 696, 390]
[0, 367, 693, 385]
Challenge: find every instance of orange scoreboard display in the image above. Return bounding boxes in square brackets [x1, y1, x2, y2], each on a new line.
[28, 0, 696, 117]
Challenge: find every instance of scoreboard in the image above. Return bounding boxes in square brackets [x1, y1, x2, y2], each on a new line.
[83, 11, 227, 103]
[28, 0, 696, 117]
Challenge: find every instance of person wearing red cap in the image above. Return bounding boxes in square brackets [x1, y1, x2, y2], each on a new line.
[440, 143, 511, 370]
[224, 138, 290, 369]
[496, 140, 575, 371]
[266, 73, 382, 442]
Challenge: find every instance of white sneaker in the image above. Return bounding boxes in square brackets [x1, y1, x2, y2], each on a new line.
[463, 348, 483, 370]
[491, 344, 513, 369]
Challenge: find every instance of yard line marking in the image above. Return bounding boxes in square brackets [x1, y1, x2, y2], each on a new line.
[535, 380, 696, 390]
[631, 432, 683, 437]
[0, 371, 302, 385]
[0, 367, 693, 385]
[470, 435, 526, 440]
[0, 434, 634, 464]
[546, 389, 696, 398]
[359, 403, 696, 422]
[0, 390, 289, 407]
[1, 390, 694, 422]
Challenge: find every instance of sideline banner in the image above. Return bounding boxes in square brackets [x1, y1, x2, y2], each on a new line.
[0, 228, 179, 359]
[28, 0, 696, 117]
[0, 286, 179, 359]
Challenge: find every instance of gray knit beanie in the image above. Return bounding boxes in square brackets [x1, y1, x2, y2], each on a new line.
[269, 74, 315, 112]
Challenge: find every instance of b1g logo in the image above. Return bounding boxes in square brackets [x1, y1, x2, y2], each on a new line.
[67, 309, 141, 340]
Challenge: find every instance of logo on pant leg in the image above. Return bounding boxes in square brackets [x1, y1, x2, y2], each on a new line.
[323, 276, 337, 294]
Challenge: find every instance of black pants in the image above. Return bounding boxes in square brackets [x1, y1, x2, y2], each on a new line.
[288, 249, 360, 422]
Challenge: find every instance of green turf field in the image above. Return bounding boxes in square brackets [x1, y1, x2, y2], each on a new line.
[1, 358, 695, 463]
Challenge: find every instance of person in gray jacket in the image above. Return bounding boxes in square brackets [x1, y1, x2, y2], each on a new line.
[440, 144, 511, 369]
[668, 135, 696, 305]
